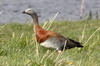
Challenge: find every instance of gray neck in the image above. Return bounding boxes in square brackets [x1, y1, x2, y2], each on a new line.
[30, 13, 39, 25]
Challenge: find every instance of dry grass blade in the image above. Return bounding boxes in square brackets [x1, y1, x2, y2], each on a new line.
[54, 40, 68, 63]
[54, 52, 64, 63]
[55, 58, 69, 66]
[40, 50, 50, 63]
[80, 0, 85, 19]
[20, 33, 24, 39]
[34, 27, 40, 62]
[47, 12, 59, 30]
[0, 24, 6, 30]
[42, 21, 48, 28]
[79, 25, 86, 42]
[12, 32, 15, 38]
[47, 50, 56, 59]
[84, 27, 100, 45]
[35, 39, 40, 62]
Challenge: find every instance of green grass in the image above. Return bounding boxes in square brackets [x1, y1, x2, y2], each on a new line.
[0, 19, 100, 66]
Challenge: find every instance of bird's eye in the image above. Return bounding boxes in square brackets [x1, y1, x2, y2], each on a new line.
[29, 10, 31, 11]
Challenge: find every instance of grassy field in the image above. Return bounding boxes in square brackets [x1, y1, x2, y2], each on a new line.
[0, 19, 100, 66]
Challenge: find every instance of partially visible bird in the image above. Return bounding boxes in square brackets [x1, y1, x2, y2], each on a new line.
[22, 8, 83, 53]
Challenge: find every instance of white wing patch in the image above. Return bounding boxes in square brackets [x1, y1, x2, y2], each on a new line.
[40, 37, 64, 49]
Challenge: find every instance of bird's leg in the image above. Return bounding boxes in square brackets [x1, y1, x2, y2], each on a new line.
[56, 40, 68, 53]
[56, 48, 62, 54]
[57, 50, 62, 54]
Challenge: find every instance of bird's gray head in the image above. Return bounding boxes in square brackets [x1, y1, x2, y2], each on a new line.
[22, 8, 37, 16]
[23, 8, 39, 24]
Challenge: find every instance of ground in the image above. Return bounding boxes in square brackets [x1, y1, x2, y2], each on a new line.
[0, 19, 100, 66]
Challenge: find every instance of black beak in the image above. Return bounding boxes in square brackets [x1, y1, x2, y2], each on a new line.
[22, 11, 25, 13]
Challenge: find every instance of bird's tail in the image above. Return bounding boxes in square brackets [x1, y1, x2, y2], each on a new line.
[69, 38, 83, 48]
[77, 44, 83, 48]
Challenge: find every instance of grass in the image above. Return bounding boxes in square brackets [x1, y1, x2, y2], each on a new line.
[0, 19, 100, 66]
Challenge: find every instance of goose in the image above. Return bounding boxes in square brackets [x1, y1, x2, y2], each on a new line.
[22, 8, 83, 53]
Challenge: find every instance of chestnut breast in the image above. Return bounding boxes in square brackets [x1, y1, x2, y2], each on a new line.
[35, 25, 55, 43]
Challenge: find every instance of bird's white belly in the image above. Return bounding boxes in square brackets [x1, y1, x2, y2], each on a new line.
[40, 37, 64, 49]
